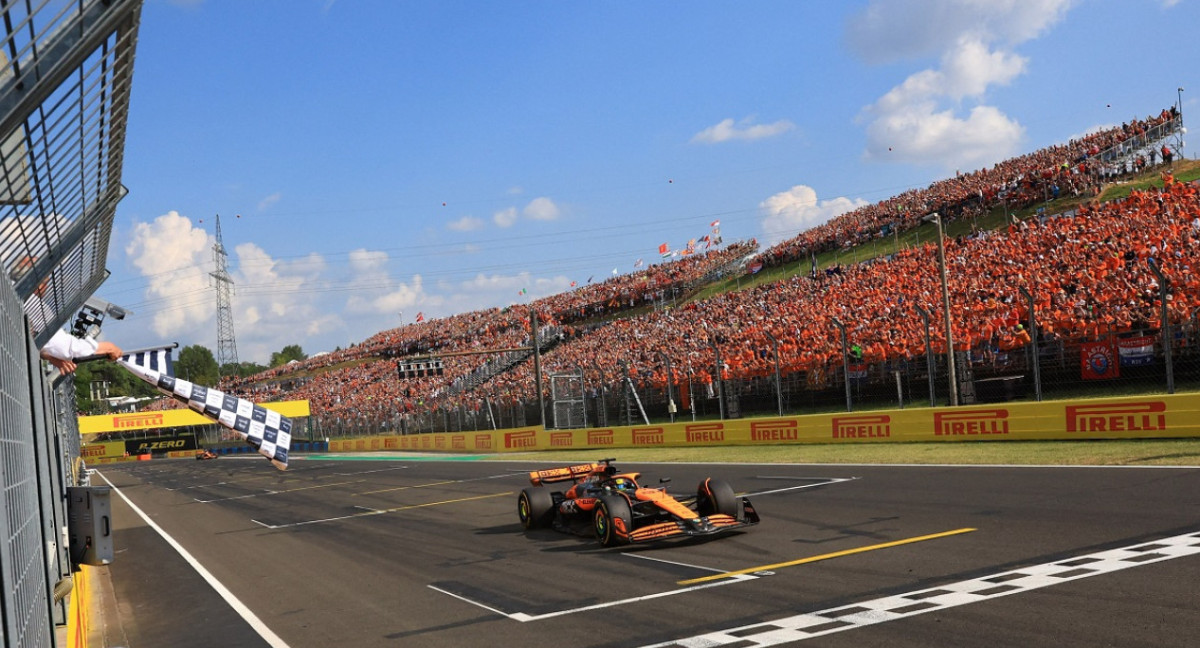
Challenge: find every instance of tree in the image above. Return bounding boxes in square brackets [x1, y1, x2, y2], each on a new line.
[221, 361, 267, 378]
[269, 344, 306, 368]
[176, 344, 219, 386]
[73, 358, 157, 413]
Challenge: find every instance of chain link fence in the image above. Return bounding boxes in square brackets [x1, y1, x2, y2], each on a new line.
[0, 1, 143, 646]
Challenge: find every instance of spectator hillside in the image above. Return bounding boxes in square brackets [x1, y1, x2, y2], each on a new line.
[148, 105, 1189, 428]
[758, 107, 1181, 270]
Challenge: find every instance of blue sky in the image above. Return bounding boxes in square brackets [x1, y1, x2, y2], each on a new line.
[101, 0, 1198, 364]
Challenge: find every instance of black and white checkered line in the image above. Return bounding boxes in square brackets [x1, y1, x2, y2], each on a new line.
[640, 531, 1200, 647]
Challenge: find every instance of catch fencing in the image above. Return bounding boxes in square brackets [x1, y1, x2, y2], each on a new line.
[0, 1, 143, 646]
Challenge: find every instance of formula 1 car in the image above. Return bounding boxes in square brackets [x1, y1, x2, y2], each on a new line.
[517, 458, 759, 546]
[195, 449, 218, 460]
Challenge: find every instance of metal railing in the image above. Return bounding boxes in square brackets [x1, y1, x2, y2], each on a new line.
[0, 1, 143, 646]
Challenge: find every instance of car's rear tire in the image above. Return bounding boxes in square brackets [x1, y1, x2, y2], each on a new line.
[696, 478, 739, 518]
[594, 495, 633, 547]
[518, 487, 555, 529]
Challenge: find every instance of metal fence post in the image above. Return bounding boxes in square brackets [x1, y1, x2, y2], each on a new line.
[660, 352, 675, 423]
[764, 331, 783, 416]
[915, 304, 936, 406]
[831, 318, 852, 412]
[924, 213, 959, 406]
[1149, 259, 1176, 394]
[1019, 286, 1042, 401]
[591, 362, 607, 427]
[619, 359, 631, 426]
[531, 308, 546, 426]
[710, 339, 726, 420]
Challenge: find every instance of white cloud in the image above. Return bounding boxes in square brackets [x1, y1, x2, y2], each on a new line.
[846, 0, 1075, 63]
[691, 117, 795, 144]
[445, 271, 574, 309]
[493, 207, 518, 228]
[759, 185, 868, 246]
[257, 192, 281, 211]
[523, 197, 560, 221]
[343, 248, 427, 317]
[124, 211, 213, 337]
[348, 248, 388, 275]
[850, 0, 1073, 170]
[231, 242, 342, 361]
[864, 102, 1025, 170]
[447, 216, 484, 232]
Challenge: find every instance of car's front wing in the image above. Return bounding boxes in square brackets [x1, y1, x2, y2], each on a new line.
[628, 498, 760, 543]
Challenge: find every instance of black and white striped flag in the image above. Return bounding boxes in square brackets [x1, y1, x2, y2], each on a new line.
[118, 345, 291, 470]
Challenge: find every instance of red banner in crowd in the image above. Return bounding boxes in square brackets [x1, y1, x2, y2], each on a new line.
[1081, 340, 1119, 380]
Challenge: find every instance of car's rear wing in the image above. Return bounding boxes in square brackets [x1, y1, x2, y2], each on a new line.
[529, 462, 604, 486]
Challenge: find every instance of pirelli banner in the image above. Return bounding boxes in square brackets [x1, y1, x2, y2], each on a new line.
[81, 435, 199, 459]
[326, 393, 1200, 454]
[77, 400, 311, 435]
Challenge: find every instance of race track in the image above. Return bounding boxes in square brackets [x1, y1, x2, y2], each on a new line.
[95, 456, 1200, 647]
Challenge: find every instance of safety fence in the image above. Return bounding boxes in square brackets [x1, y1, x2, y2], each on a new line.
[324, 392, 1200, 456]
[0, 1, 143, 647]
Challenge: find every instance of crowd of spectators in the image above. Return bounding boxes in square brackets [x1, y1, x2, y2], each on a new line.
[757, 107, 1182, 271]
[485, 173, 1200, 403]
[152, 107, 1193, 427]
[206, 241, 754, 423]
[237, 174, 1197, 425]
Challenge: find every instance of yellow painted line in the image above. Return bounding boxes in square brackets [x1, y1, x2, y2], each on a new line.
[358, 480, 458, 496]
[379, 491, 513, 514]
[678, 527, 977, 585]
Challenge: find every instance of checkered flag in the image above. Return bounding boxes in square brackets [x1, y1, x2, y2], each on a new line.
[118, 345, 291, 470]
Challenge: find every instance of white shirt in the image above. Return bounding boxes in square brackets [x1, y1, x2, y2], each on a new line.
[40, 329, 98, 361]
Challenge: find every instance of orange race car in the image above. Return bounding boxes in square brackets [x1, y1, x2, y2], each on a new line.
[517, 458, 759, 546]
[195, 449, 218, 460]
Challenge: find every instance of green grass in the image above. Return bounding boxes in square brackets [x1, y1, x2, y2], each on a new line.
[1098, 159, 1200, 201]
[494, 438, 1200, 466]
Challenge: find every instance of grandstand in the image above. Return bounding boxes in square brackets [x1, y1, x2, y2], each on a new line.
[203, 104, 1194, 437]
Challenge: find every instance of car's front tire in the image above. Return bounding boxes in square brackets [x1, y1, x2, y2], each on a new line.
[594, 495, 632, 546]
[696, 478, 740, 518]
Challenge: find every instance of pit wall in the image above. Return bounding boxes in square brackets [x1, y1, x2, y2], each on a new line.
[326, 393, 1200, 454]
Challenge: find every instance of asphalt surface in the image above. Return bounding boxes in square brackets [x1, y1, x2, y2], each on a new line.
[95, 455, 1200, 647]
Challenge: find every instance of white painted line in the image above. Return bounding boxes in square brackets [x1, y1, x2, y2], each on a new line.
[194, 480, 363, 504]
[622, 552, 729, 573]
[429, 574, 759, 622]
[747, 477, 857, 497]
[253, 511, 379, 529]
[754, 475, 857, 480]
[637, 530, 1200, 647]
[194, 490, 275, 504]
[332, 465, 410, 476]
[427, 585, 514, 618]
[96, 471, 293, 648]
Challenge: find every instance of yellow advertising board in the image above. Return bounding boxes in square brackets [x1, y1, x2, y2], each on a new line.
[80, 441, 126, 460]
[78, 400, 310, 435]
[324, 393, 1200, 455]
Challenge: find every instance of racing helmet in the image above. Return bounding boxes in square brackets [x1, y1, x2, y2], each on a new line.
[610, 477, 635, 492]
